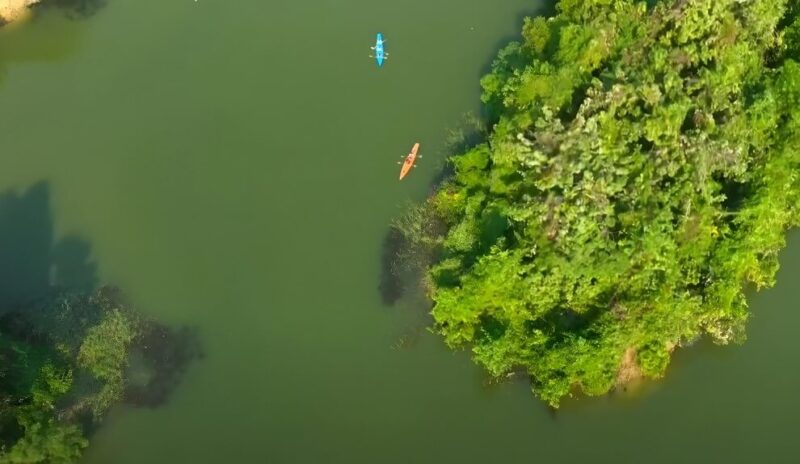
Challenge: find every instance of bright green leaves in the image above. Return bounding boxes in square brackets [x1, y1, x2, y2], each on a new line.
[556, 24, 609, 73]
[0, 365, 87, 464]
[781, 11, 800, 62]
[78, 309, 137, 382]
[479, 42, 526, 110]
[0, 421, 87, 464]
[557, 0, 617, 22]
[775, 59, 800, 109]
[453, 145, 491, 189]
[433, 250, 529, 348]
[482, 6, 627, 121]
[643, 100, 692, 145]
[77, 309, 139, 419]
[637, 342, 670, 378]
[442, 218, 479, 254]
[522, 16, 552, 56]
[430, 184, 467, 226]
[30, 364, 73, 410]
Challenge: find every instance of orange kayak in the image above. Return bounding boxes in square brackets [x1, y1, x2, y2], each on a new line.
[399, 143, 420, 180]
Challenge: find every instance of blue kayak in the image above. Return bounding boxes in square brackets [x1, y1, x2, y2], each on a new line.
[374, 33, 386, 67]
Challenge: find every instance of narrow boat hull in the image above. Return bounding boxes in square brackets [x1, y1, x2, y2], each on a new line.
[375, 33, 385, 67]
[399, 143, 420, 180]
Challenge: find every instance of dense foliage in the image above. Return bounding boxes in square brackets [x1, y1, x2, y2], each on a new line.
[399, 0, 800, 406]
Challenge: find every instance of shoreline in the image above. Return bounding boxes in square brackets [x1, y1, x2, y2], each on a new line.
[0, 0, 39, 25]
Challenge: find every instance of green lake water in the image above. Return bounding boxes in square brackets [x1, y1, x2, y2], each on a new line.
[1, 1, 799, 463]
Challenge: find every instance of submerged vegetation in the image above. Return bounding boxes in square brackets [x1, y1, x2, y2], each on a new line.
[0, 184, 201, 463]
[0, 288, 201, 464]
[393, 0, 800, 406]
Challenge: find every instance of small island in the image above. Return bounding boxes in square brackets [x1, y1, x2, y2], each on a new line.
[393, 0, 800, 407]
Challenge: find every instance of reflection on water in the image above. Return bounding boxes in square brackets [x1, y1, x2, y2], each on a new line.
[38, 0, 108, 20]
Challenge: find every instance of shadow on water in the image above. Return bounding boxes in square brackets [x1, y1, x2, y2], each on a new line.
[377, 222, 430, 311]
[52, 235, 97, 292]
[124, 323, 204, 408]
[34, 0, 108, 20]
[0, 181, 95, 309]
[0, 183, 52, 308]
[0, 181, 202, 412]
[378, 227, 406, 305]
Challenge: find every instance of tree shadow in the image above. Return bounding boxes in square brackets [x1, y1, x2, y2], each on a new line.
[0, 181, 86, 310]
[51, 235, 96, 293]
[0, 182, 51, 307]
[0, 182, 98, 310]
[34, 0, 108, 20]
[124, 324, 205, 408]
[378, 227, 406, 305]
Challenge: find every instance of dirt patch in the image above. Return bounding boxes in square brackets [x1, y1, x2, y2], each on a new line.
[666, 340, 677, 352]
[615, 346, 642, 387]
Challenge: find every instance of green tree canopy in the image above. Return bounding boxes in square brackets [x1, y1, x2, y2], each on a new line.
[405, 0, 800, 406]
